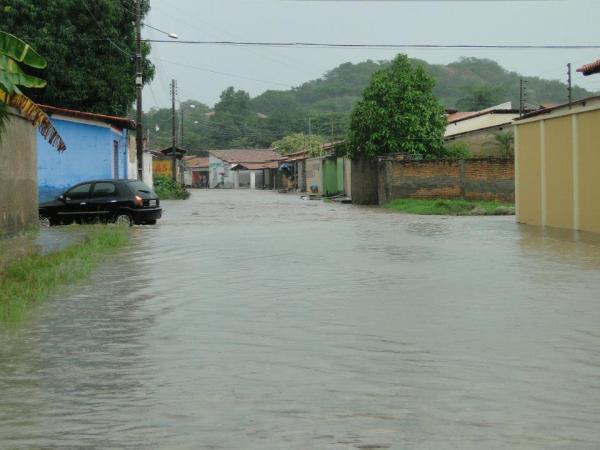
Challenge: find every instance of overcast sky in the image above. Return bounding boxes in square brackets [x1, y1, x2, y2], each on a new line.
[143, 0, 600, 110]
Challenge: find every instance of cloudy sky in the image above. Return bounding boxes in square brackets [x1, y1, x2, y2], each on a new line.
[143, 0, 600, 109]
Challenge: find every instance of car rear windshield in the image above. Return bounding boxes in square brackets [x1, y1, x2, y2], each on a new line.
[128, 181, 156, 195]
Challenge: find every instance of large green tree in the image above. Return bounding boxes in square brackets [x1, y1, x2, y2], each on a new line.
[0, 0, 154, 116]
[346, 55, 447, 159]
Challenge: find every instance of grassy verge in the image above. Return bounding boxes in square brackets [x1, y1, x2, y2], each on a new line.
[0, 226, 129, 322]
[384, 198, 515, 216]
[154, 174, 190, 200]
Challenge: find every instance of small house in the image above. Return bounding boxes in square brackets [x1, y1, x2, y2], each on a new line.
[37, 106, 139, 202]
[208, 149, 284, 189]
[183, 156, 209, 188]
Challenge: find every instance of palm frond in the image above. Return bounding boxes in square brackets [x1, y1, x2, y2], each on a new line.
[0, 89, 66, 151]
[0, 31, 47, 69]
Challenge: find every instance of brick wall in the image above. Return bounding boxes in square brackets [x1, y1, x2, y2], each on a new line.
[378, 157, 514, 205]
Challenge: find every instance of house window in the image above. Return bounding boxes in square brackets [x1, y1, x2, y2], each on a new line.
[113, 140, 119, 179]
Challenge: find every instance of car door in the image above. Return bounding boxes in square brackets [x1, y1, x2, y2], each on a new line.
[89, 181, 119, 221]
[60, 182, 93, 222]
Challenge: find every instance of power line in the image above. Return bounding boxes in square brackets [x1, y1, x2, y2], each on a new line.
[143, 40, 600, 50]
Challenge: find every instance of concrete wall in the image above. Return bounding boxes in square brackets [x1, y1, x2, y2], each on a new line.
[378, 158, 514, 205]
[515, 105, 600, 233]
[305, 157, 323, 194]
[0, 113, 37, 237]
[37, 116, 128, 202]
[351, 159, 379, 205]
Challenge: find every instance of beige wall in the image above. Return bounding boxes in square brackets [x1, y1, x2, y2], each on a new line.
[515, 105, 600, 233]
[0, 112, 37, 237]
[305, 157, 323, 194]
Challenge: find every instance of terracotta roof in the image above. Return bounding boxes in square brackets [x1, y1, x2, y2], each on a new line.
[209, 149, 284, 164]
[577, 59, 600, 76]
[231, 161, 279, 170]
[447, 111, 476, 123]
[40, 105, 135, 129]
[185, 156, 209, 169]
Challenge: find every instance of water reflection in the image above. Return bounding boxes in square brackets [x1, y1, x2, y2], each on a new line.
[1, 190, 600, 449]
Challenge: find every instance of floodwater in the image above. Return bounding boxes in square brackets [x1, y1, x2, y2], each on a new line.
[1, 190, 600, 449]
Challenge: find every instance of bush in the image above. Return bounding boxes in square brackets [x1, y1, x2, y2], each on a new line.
[440, 141, 472, 160]
[154, 175, 190, 200]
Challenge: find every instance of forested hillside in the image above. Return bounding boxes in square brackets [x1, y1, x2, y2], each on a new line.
[145, 57, 595, 154]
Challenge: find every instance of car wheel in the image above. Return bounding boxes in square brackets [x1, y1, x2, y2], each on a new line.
[114, 213, 132, 226]
[39, 215, 51, 227]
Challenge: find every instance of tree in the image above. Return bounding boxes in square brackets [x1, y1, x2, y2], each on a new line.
[272, 133, 326, 156]
[0, 0, 154, 116]
[484, 132, 514, 158]
[455, 84, 505, 111]
[0, 31, 65, 150]
[345, 55, 447, 159]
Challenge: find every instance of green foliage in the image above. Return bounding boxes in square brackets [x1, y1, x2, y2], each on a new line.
[144, 57, 597, 154]
[272, 133, 326, 156]
[154, 175, 190, 200]
[484, 132, 514, 158]
[384, 198, 514, 216]
[456, 84, 505, 111]
[0, 226, 129, 322]
[0, 0, 155, 116]
[346, 55, 447, 159]
[440, 141, 472, 160]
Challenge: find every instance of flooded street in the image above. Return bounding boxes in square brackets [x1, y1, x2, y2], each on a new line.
[1, 190, 600, 449]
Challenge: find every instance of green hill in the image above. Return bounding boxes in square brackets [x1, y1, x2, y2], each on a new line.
[146, 57, 597, 153]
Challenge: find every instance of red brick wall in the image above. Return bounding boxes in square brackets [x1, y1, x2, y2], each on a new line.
[379, 158, 514, 204]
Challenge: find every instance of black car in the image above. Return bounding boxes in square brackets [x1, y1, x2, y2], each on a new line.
[39, 179, 162, 226]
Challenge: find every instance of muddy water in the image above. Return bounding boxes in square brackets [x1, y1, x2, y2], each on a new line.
[1, 190, 600, 449]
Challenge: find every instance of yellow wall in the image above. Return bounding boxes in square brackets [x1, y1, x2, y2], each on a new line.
[544, 116, 573, 229]
[577, 110, 600, 232]
[516, 106, 600, 234]
[516, 122, 542, 226]
[153, 159, 172, 177]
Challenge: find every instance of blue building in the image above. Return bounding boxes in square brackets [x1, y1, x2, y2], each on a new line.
[37, 106, 136, 202]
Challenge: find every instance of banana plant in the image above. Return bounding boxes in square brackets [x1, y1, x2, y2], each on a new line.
[0, 31, 66, 150]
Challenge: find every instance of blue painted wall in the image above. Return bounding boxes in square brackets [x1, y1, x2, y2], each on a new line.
[37, 118, 129, 202]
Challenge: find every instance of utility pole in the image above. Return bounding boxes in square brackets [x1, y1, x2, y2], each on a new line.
[567, 63, 573, 108]
[519, 79, 528, 117]
[331, 118, 335, 145]
[135, 0, 144, 180]
[171, 79, 177, 182]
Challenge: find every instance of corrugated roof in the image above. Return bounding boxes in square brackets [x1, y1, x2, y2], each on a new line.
[577, 59, 600, 76]
[209, 149, 284, 164]
[231, 161, 279, 170]
[40, 105, 135, 129]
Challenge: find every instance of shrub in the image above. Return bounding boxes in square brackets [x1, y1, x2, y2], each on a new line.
[154, 175, 190, 200]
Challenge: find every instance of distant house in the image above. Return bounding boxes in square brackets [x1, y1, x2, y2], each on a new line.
[208, 149, 284, 189]
[152, 146, 187, 184]
[37, 106, 142, 202]
[183, 156, 209, 188]
[444, 102, 521, 155]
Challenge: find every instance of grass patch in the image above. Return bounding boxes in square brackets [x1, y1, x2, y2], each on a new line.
[0, 226, 129, 323]
[384, 198, 515, 216]
[154, 174, 190, 200]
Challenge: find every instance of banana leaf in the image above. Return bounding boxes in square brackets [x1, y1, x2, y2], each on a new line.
[0, 31, 47, 69]
[0, 88, 66, 151]
[0, 55, 47, 94]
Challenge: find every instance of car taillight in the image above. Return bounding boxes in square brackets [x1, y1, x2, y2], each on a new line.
[134, 195, 144, 207]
